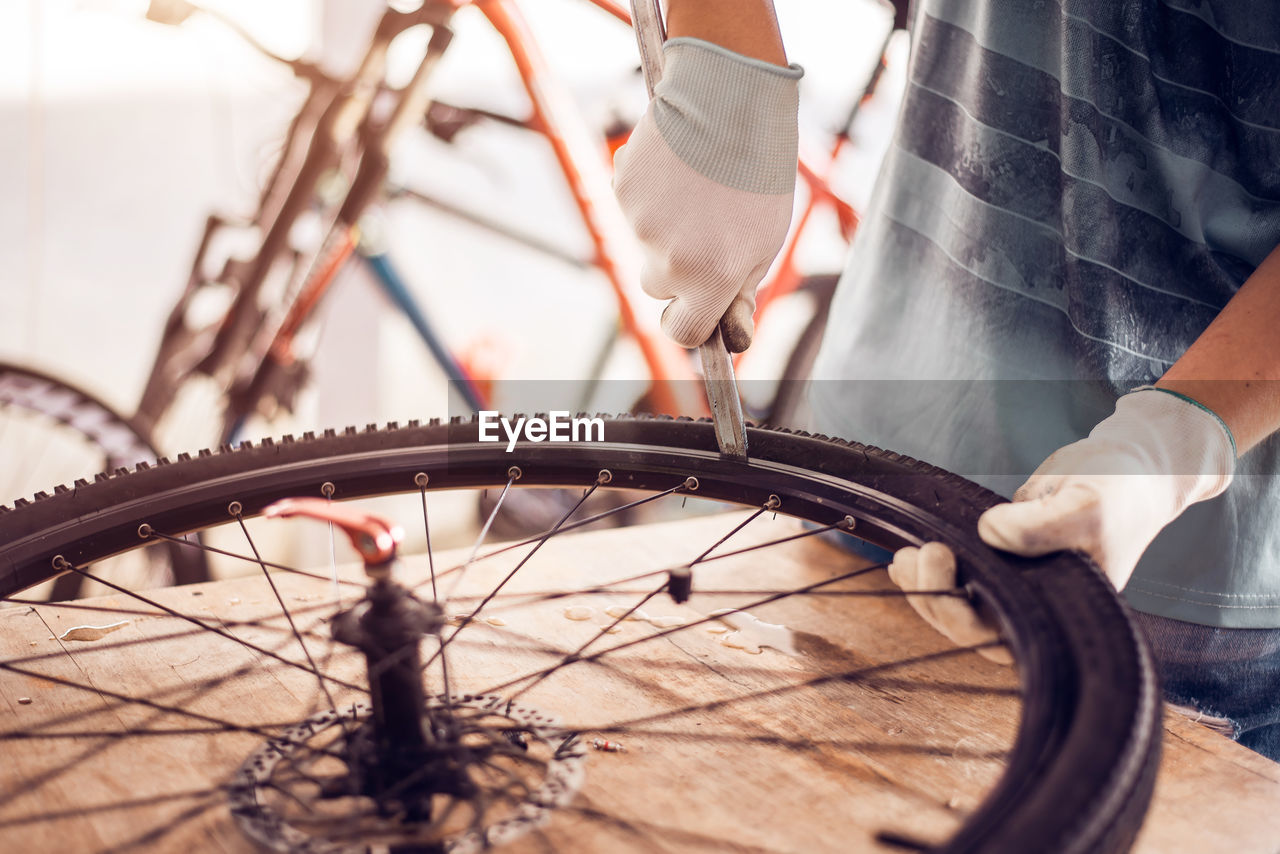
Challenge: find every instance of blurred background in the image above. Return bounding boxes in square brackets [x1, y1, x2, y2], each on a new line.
[0, 0, 905, 575]
[0, 0, 902, 436]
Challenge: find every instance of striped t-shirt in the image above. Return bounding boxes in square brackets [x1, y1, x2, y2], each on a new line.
[809, 0, 1280, 626]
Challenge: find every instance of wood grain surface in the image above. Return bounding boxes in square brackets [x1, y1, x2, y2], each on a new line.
[1, 510, 1276, 852]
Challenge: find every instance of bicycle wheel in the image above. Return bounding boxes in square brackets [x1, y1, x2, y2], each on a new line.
[0, 361, 208, 598]
[0, 416, 1159, 852]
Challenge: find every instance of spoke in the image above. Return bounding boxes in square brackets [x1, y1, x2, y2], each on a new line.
[0, 650, 356, 829]
[1, 598, 346, 673]
[444, 467, 521, 599]
[691, 496, 780, 565]
[416, 473, 455, 719]
[504, 583, 667, 705]
[415, 477, 694, 595]
[508, 478, 688, 540]
[433, 473, 611, 666]
[430, 612, 660, 704]
[693, 517, 851, 561]
[146, 528, 366, 590]
[0, 656, 354, 745]
[436, 518, 863, 617]
[50, 559, 363, 694]
[0, 655, 327, 815]
[233, 506, 339, 714]
[417, 473, 440, 604]
[0, 607, 363, 741]
[444, 567, 672, 612]
[471, 562, 890, 699]
[323, 481, 341, 606]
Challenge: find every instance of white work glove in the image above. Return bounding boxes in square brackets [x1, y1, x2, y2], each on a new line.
[888, 543, 1013, 664]
[613, 38, 802, 352]
[888, 388, 1236, 660]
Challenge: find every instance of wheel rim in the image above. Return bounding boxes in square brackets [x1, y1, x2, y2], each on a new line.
[0, 417, 1160, 853]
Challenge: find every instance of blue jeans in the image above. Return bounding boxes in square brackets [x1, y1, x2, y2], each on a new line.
[1133, 611, 1280, 762]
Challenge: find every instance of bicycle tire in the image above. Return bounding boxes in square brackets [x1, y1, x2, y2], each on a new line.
[0, 361, 208, 597]
[0, 415, 1160, 853]
[0, 361, 154, 474]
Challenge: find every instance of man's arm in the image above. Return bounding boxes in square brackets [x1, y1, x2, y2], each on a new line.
[665, 1, 788, 66]
[970, 244, 1280, 593]
[893, 244, 1280, 655]
[612, 0, 802, 351]
[1159, 241, 1280, 453]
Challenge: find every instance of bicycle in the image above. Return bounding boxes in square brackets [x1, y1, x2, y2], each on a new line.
[2, 0, 889, 593]
[0, 363, 207, 599]
[125, 0, 870, 448]
[0, 415, 1160, 852]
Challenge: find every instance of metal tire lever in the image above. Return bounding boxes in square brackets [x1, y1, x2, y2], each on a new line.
[629, 0, 749, 461]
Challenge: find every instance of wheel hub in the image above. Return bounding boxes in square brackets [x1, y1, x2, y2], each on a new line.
[230, 696, 587, 853]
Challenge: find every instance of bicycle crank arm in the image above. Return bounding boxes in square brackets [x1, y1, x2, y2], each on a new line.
[630, 0, 750, 460]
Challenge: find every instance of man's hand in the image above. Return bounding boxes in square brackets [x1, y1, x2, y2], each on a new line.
[979, 388, 1235, 589]
[612, 38, 801, 351]
[888, 543, 1012, 663]
[888, 388, 1236, 658]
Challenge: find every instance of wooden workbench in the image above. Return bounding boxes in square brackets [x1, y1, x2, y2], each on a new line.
[1, 511, 1276, 852]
